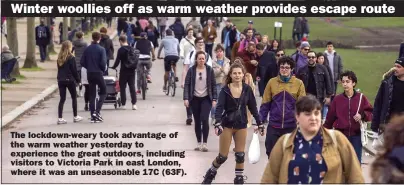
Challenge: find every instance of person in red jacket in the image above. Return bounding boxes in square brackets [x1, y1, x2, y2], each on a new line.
[324, 70, 373, 164]
[237, 42, 258, 82]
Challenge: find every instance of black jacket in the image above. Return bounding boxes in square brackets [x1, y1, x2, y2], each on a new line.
[99, 34, 114, 60]
[112, 46, 136, 73]
[257, 51, 278, 96]
[183, 65, 217, 102]
[371, 71, 395, 132]
[35, 25, 51, 46]
[296, 64, 332, 100]
[57, 56, 80, 83]
[215, 83, 261, 129]
[80, 42, 107, 73]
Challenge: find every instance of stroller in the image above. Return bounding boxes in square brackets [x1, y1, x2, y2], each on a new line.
[96, 68, 122, 109]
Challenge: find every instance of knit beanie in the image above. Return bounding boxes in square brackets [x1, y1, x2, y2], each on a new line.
[300, 42, 310, 49]
[396, 57, 404, 67]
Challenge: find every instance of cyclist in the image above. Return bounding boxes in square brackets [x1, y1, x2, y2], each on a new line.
[157, 29, 180, 92]
[134, 32, 156, 95]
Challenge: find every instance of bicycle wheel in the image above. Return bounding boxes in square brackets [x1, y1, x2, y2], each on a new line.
[170, 71, 176, 97]
[166, 74, 170, 96]
[142, 73, 147, 100]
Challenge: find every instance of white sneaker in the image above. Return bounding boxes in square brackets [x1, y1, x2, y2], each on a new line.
[57, 118, 67, 124]
[73, 116, 83, 122]
[120, 105, 126, 110]
[201, 143, 208, 152]
[132, 104, 137, 110]
[194, 143, 202, 151]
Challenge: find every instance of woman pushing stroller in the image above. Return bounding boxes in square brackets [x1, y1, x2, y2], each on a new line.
[201, 63, 265, 184]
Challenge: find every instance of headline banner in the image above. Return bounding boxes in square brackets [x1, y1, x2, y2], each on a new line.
[1, 1, 404, 17]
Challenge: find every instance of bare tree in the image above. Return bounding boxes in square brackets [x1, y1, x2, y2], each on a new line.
[23, 17, 37, 68]
[62, 17, 68, 42]
[6, 17, 20, 77]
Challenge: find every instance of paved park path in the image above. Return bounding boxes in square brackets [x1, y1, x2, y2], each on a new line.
[1, 17, 373, 183]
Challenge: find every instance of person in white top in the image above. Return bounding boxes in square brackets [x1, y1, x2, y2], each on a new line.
[180, 28, 196, 60]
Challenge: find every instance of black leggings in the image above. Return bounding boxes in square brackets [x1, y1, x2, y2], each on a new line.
[58, 81, 77, 118]
[191, 96, 212, 143]
[83, 84, 89, 103]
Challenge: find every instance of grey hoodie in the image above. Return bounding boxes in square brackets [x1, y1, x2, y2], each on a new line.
[1, 50, 14, 64]
[73, 39, 88, 70]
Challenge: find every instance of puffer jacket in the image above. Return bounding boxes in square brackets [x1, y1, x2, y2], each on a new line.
[259, 76, 306, 128]
[371, 69, 395, 132]
[212, 57, 230, 85]
[72, 39, 88, 70]
[1, 50, 14, 64]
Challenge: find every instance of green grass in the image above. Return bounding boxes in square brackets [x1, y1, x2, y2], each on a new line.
[333, 17, 404, 28]
[20, 67, 44, 71]
[284, 48, 396, 104]
[16, 74, 26, 79]
[231, 17, 357, 41]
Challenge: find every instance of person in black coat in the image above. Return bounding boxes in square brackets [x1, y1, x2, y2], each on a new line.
[35, 19, 51, 62]
[56, 41, 83, 124]
[99, 27, 114, 76]
[183, 50, 217, 152]
[255, 43, 278, 97]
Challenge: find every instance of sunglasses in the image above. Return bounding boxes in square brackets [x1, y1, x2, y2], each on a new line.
[199, 72, 202, 80]
[276, 54, 285, 57]
[308, 56, 316, 59]
[303, 48, 310, 51]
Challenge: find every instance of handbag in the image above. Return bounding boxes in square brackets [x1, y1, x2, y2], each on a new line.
[357, 93, 368, 146]
[224, 88, 244, 124]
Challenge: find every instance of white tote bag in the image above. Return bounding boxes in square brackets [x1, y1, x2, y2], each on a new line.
[248, 133, 260, 164]
[356, 93, 368, 146]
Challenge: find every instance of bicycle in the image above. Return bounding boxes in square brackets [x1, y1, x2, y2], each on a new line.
[166, 60, 177, 97]
[137, 63, 148, 100]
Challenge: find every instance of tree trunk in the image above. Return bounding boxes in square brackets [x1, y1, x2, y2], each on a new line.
[46, 17, 56, 60]
[62, 17, 68, 41]
[70, 17, 76, 31]
[6, 17, 20, 77]
[23, 17, 37, 68]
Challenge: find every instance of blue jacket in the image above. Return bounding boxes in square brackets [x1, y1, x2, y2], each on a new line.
[80, 42, 107, 73]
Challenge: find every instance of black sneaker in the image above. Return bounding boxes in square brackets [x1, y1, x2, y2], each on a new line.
[234, 175, 247, 184]
[201, 168, 217, 184]
[90, 116, 100, 123]
[92, 113, 103, 122]
[175, 77, 179, 82]
[186, 118, 192, 125]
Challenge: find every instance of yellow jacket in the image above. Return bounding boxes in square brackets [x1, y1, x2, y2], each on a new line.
[261, 127, 365, 183]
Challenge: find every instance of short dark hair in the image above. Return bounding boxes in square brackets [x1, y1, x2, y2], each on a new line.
[166, 29, 173, 36]
[186, 28, 193, 35]
[256, 42, 265, 50]
[308, 50, 316, 56]
[119, 35, 127, 43]
[215, 44, 224, 52]
[92, 32, 101, 42]
[100, 27, 107, 34]
[276, 49, 285, 54]
[278, 56, 295, 69]
[75, 31, 84, 39]
[295, 41, 301, 48]
[295, 95, 322, 115]
[340, 70, 358, 87]
[195, 37, 204, 45]
[327, 41, 333, 46]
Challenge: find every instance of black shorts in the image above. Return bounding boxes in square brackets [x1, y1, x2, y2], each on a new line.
[164, 55, 179, 72]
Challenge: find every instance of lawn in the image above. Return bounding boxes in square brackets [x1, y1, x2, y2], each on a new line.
[284, 48, 397, 104]
[231, 17, 357, 41]
[332, 17, 404, 28]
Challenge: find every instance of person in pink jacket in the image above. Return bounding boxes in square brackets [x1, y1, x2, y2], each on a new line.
[237, 28, 258, 53]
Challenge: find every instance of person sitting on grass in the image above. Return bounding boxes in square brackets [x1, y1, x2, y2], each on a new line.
[1, 45, 17, 83]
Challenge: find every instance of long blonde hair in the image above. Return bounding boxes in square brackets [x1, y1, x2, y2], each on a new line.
[57, 41, 74, 66]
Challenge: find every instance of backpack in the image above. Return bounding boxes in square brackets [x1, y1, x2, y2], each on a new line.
[282, 130, 337, 151]
[37, 26, 47, 39]
[124, 47, 140, 69]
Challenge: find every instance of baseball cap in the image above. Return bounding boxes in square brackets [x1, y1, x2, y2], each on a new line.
[248, 20, 253, 24]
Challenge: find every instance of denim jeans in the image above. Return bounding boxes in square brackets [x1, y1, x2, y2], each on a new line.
[210, 83, 222, 118]
[348, 135, 362, 164]
[38, 44, 47, 61]
[322, 104, 329, 120]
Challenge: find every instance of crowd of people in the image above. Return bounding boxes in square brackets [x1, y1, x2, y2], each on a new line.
[2, 17, 404, 184]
